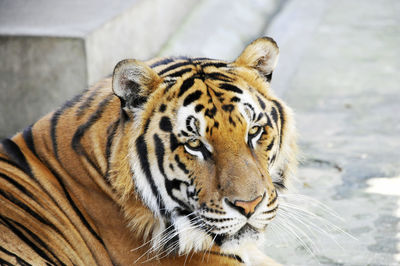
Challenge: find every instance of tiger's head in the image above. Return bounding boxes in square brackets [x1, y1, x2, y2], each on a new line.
[110, 37, 297, 259]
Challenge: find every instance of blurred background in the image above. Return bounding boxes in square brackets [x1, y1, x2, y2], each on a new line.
[1, 0, 399, 265]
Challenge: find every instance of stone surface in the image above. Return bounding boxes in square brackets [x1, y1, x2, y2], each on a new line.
[0, 0, 197, 138]
[159, 0, 283, 60]
[262, 0, 400, 265]
[0, 0, 140, 37]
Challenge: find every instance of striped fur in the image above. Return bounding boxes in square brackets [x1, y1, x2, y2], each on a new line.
[0, 37, 296, 265]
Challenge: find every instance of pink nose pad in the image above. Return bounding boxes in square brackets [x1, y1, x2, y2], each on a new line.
[226, 195, 264, 217]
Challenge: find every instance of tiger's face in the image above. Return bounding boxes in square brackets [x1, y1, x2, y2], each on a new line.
[112, 37, 297, 256]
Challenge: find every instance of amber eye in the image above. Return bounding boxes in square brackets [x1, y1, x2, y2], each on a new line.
[186, 139, 202, 149]
[248, 126, 262, 137]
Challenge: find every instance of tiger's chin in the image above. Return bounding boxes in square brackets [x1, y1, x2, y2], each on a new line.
[218, 227, 281, 266]
[173, 217, 267, 260]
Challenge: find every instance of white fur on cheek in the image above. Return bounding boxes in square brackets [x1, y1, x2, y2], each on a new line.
[173, 215, 212, 254]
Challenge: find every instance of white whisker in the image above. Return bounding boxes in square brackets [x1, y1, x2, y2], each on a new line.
[280, 202, 356, 241]
[279, 207, 344, 250]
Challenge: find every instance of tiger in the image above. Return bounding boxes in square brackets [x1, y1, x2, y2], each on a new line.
[0, 37, 297, 266]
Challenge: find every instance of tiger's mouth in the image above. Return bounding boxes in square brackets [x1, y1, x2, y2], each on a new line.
[210, 223, 261, 246]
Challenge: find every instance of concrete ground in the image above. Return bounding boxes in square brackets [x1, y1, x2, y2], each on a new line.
[1, 0, 399, 265]
[163, 0, 400, 265]
[264, 0, 400, 265]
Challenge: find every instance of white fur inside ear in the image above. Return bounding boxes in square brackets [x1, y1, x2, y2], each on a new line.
[255, 48, 279, 76]
[112, 59, 139, 99]
[235, 37, 280, 76]
[112, 59, 159, 101]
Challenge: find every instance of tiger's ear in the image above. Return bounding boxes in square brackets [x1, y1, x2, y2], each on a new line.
[234, 37, 279, 81]
[112, 59, 161, 109]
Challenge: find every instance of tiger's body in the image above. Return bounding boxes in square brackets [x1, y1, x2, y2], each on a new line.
[0, 37, 297, 265]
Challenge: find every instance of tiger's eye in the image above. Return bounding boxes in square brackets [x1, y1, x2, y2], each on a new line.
[249, 126, 261, 136]
[187, 139, 201, 149]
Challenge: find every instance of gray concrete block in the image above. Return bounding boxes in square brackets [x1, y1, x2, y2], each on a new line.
[0, 36, 87, 136]
[159, 0, 283, 61]
[0, 0, 198, 138]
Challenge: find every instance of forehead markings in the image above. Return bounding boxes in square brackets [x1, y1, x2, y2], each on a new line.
[170, 63, 269, 140]
[183, 90, 202, 106]
[158, 61, 192, 75]
[185, 115, 200, 136]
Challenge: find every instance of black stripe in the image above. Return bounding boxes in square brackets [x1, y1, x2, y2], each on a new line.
[205, 106, 217, 119]
[143, 117, 152, 135]
[71, 95, 114, 172]
[0, 145, 95, 250]
[270, 153, 276, 164]
[230, 96, 240, 103]
[256, 112, 264, 122]
[0, 173, 36, 200]
[159, 116, 173, 132]
[158, 61, 192, 76]
[153, 134, 167, 177]
[76, 88, 99, 117]
[169, 133, 179, 152]
[273, 180, 286, 190]
[1, 139, 105, 249]
[0, 139, 32, 176]
[266, 138, 275, 151]
[222, 104, 234, 112]
[0, 189, 60, 235]
[50, 110, 62, 161]
[200, 62, 227, 68]
[150, 58, 175, 68]
[0, 240, 33, 266]
[15, 217, 66, 266]
[270, 107, 278, 123]
[267, 193, 278, 207]
[167, 68, 193, 78]
[154, 134, 190, 212]
[0, 258, 13, 266]
[174, 155, 189, 174]
[0, 157, 20, 169]
[205, 72, 233, 82]
[21, 126, 107, 251]
[105, 119, 120, 181]
[178, 77, 195, 97]
[219, 83, 242, 94]
[183, 90, 202, 106]
[257, 95, 266, 109]
[50, 93, 83, 161]
[208, 251, 244, 264]
[195, 104, 204, 113]
[192, 57, 211, 61]
[22, 125, 39, 158]
[136, 135, 166, 214]
[48, 166, 106, 246]
[265, 113, 273, 128]
[271, 100, 285, 148]
[265, 72, 273, 82]
[244, 103, 256, 121]
[0, 216, 60, 265]
[262, 205, 278, 214]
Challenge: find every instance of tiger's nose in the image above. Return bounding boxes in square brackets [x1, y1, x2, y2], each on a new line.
[226, 195, 264, 217]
